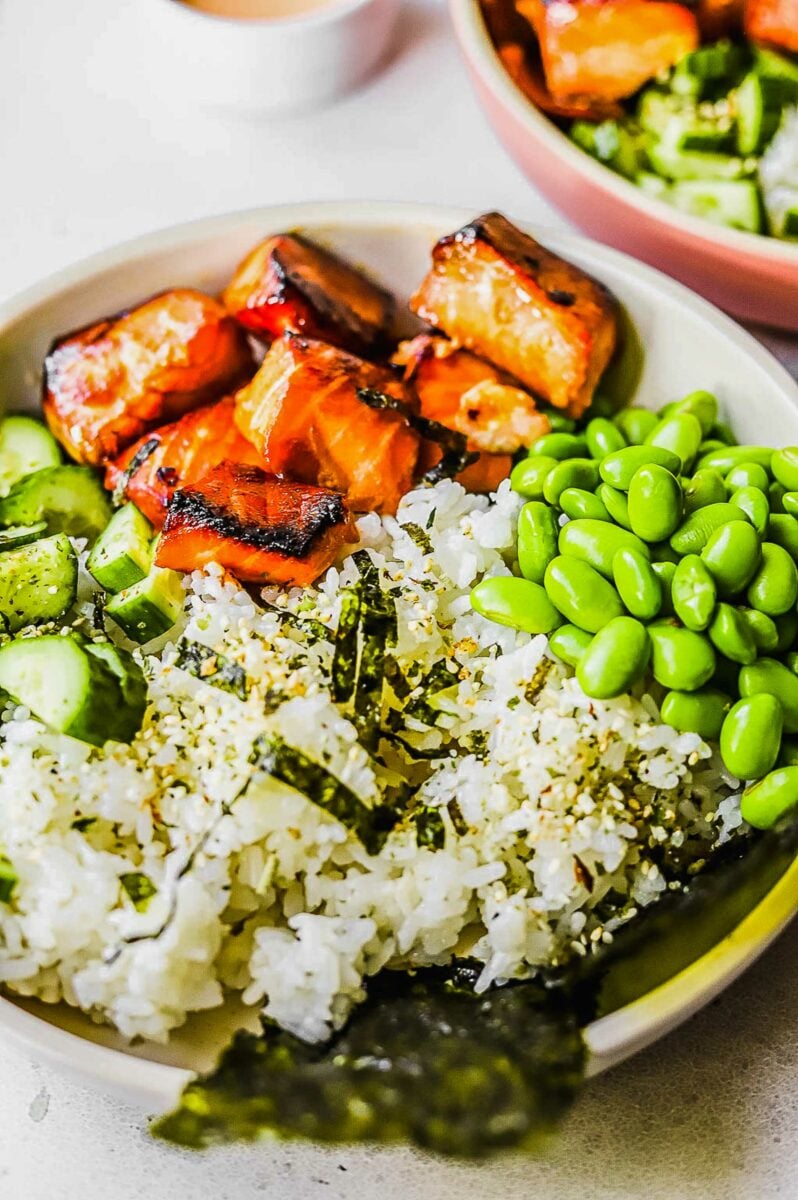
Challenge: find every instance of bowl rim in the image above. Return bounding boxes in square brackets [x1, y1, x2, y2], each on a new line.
[0, 198, 797, 1112]
[150, 0, 379, 33]
[449, 0, 798, 266]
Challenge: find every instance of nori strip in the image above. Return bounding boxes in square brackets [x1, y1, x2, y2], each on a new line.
[261, 601, 328, 643]
[356, 388, 477, 482]
[120, 872, 157, 912]
[0, 855, 16, 905]
[331, 586, 361, 703]
[175, 639, 248, 701]
[153, 969, 585, 1157]
[383, 655, 412, 700]
[413, 803, 446, 850]
[401, 522, 434, 555]
[251, 733, 387, 855]
[404, 659, 460, 726]
[331, 551, 396, 753]
[111, 437, 160, 507]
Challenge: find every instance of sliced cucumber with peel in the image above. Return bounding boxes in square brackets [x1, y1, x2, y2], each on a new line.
[87, 504, 153, 593]
[0, 416, 61, 495]
[0, 522, 48, 550]
[0, 634, 147, 746]
[0, 533, 77, 631]
[0, 466, 112, 545]
[106, 567, 184, 644]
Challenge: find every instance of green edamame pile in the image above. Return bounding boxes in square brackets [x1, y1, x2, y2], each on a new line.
[471, 389, 798, 831]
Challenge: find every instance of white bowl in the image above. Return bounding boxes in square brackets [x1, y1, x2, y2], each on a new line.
[0, 201, 797, 1115]
[142, 0, 399, 113]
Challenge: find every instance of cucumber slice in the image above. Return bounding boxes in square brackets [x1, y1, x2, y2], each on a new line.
[0, 633, 146, 746]
[638, 91, 691, 137]
[0, 522, 48, 550]
[87, 504, 153, 593]
[84, 641, 148, 732]
[736, 73, 785, 156]
[667, 180, 764, 234]
[106, 567, 184, 644]
[0, 532, 77, 632]
[754, 48, 798, 100]
[635, 171, 670, 199]
[670, 41, 746, 100]
[0, 416, 61, 495]
[570, 119, 645, 179]
[647, 136, 753, 182]
[0, 466, 112, 545]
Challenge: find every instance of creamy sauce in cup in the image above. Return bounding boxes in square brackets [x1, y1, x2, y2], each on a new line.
[180, 0, 338, 17]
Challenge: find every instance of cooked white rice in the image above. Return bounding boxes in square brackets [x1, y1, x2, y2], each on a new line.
[0, 478, 739, 1044]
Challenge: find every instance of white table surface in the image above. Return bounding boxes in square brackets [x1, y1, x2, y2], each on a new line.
[1, 1, 797, 1196]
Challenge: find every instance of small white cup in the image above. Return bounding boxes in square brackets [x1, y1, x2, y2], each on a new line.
[145, 0, 400, 113]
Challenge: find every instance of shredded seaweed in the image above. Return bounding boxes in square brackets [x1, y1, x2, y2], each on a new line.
[261, 601, 328, 644]
[0, 855, 16, 905]
[404, 659, 460, 726]
[120, 872, 157, 912]
[251, 734, 389, 855]
[331, 586, 361, 703]
[330, 552, 396, 753]
[356, 388, 476, 482]
[401, 522, 434, 555]
[383, 656, 412, 700]
[153, 968, 585, 1157]
[175, 639, 248, 701]
[111, 437, 160, 507]
[412, 803, 446, 850]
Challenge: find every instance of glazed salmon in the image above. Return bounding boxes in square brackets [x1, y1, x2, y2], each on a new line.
[155, 461, 356, 587]
[234, 334, 420, 514]
[410, 213, 618, 417]
[106, 397, 265, 527]
[395, 334, 550, 454]
[745, 0, 798, 52]
[697, 0, 743, 38]
[222, 234, 395, 357]
[496, 41, 625, 121]
[518, 0, 698, 102]
[43, 290, 253, 466]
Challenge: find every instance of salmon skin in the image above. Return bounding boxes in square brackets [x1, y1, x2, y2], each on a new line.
[234, 333, 420, 514]
[155, 461, 356, 587]
[43, 289, 253, 466]
[106, 398, 265, 527]
[517, 0, 698, 103]
[411, 212, 618, 418]
[223, 234, 395, 358]
[745, 0, 798, 52]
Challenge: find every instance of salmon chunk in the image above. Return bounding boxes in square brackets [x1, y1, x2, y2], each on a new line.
[106, 397, 265, 527]
[155, 461, 356, 587]
[222, 234, 395, 357]
[518, 0, 698, 102]
[410, 213, 618, 417]
[234, 334, 420, 514]
[43, 290, 253, 466]
[745, 0, 798, 52]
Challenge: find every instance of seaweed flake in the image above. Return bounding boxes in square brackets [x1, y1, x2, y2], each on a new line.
[404, 660, 460, 726]
[111, 437, 160, 507]
[331, 586, 361, 703]
[356, 388, 476, 483]
[400, 523, 434, 555]
[120, 872, 157, 912]
[175, 639, 249, 701]
[261, 601, 328, 644]
[0, 855, 16, 904]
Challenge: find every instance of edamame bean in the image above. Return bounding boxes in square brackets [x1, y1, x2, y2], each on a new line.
[660, 390, 718, 437]
[543, 556, 624, 634]
[720, 695, 783, 780]
[528, 432, 587, 461]
[739, 607, 779, 653]
[740, 766, 798, 829]
[698, 440, 727, 457]
[769, 481, 787, 513]
[510, 455, 557, 499]
[548, 624, 593, 668]
[669, 503, 747, 555]
[788, 652, 798, 674]
[767, 513, 798, 561]
[543, 410, 577, 434]
[701, 521, 761, 596]
[684, 469, 727, 514]
[612, 547, 663, 620]
[672, 554, 716, 631]
[517, 502, 560, 585]
[660, 688, 730, 740]
[771, 447, 798, 492]
[627, 464, 682, 543]
[613, 407, 659, 445]
[471, 576, 563, 635]
[697, 445, 774, 473]
[600, 446, 681, 490]
[726, 462, 770, 492]
[782, 492, 798, 517]
[650, 540, 681, 564]
[585, 417, 626, 459]
[746, 542, 798, 616]
[559, 487, 611, 522]
[645, 412, 703, 472]
[739, 658, 798, 733]
[708, 603, 758, 665]
[576, 617, 650, 699]
[559, 519, 650, 579]
[648, 622, 716, 691]
[778, 738, 798, 766]
[713, 653, 741, 695]
[729, 486, 769, 536]
[711, 421, 737, 446]
[775, 611, 798, 654]
[543, 459, 601, 506]
[651, 561, 676, 616]
[597, 483, 633, 530]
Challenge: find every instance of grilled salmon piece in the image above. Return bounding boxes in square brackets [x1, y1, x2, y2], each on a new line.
[496, 42, 625, 121]
[155, 461, 356, 587]
[518, 0, 698, 102]
[222, 233, 395, 357]
[410, 213, 618, 417]
[43, 290, 253, 466]
[697, 0, 743, 38]
[106, 397, 265, 527]
[234, 334, 420, 514]
[745, 0, 798, 52]
[395, 334, 550, 454]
